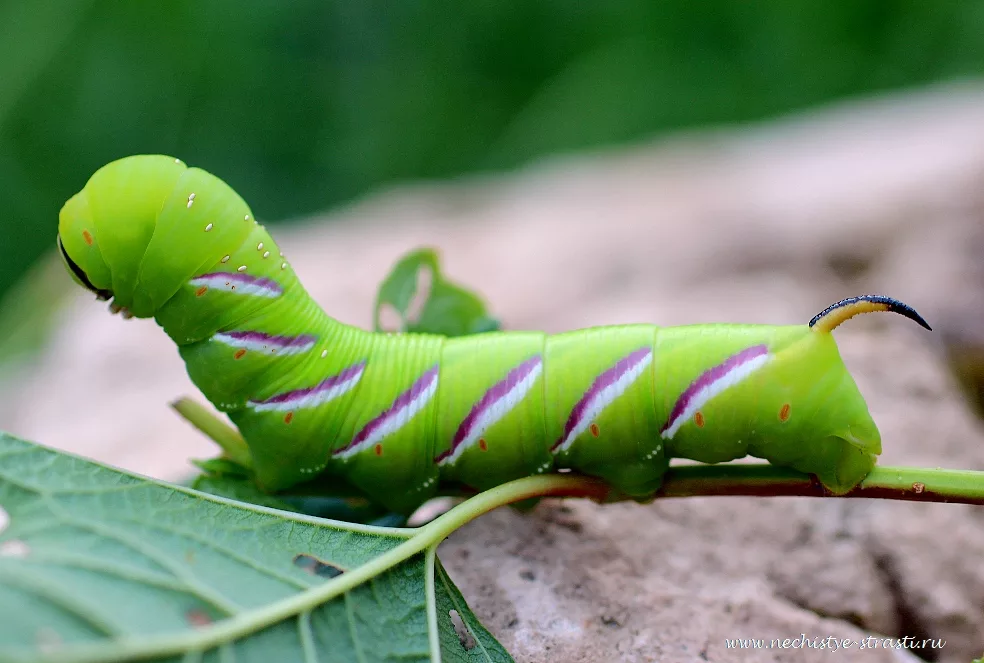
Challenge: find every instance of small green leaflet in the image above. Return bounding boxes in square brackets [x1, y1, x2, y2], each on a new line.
[0, 433, 511, 663]
[373, 248, 500, 337]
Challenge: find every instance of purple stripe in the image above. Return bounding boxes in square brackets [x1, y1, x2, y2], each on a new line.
[435, 355, 542, 463]
[219, 330, 316, 350]
[659, 344, 769, 434]
[194, 272, 283, 294]
[551, 347, 652, 452]
[334, 365, 440, 456]
[252, 360, 365, 406]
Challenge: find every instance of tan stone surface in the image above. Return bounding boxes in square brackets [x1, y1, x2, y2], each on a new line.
[3, 82, 984, 661]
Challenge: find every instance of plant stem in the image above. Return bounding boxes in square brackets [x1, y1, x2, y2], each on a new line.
[657, 464, 984, 503]
[418, 474, 611, 540]
[577, 464, 984, 505]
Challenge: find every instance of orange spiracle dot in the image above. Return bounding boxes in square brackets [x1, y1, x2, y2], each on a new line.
[374, 444, 383, 456]
[233, 349, 247, 360]
[478, 438, 488, 451]
[284, 412, 294, 424]
[82, 230, 94, 246]
[694, 411, 705, 428]
[779, 403, 791, 422]
[589, 423, 600, 437]
[195, 286, 208, 297]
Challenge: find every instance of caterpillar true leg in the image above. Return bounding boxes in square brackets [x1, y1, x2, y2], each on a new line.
[170, 397, 252, 469]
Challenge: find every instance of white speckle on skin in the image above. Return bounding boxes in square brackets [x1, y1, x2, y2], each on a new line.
[204, 223, 213, 232]
[220, 255, 230, 263]
[257, 242, 264, 251]
[244, 214, 250, 222]
[281, 262, 287, 270]
[0, 505, 8, 534]
[263, 251, 270, 259]
[320, 350, 328, 358]
[237, 265, 247, 272]
[186, 193, 196, 208]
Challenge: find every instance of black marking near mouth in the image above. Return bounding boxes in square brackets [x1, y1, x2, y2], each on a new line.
[57, 234, 112, 301]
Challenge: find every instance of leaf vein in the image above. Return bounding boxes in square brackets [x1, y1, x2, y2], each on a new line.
[344, 590, 369, 663]
[298, 611, 318, 663]
[52, 512, 244, 616]
[0, 567, 122, 637]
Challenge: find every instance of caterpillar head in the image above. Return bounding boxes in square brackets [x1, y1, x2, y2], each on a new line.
[57, 155, 255, 319]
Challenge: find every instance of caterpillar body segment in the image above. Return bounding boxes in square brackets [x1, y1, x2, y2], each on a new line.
[57, 155, 930, 514]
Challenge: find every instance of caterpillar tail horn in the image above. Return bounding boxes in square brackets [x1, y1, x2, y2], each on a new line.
[809, 295, 932, 333]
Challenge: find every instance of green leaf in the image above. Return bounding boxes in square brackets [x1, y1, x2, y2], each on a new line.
[0, 432, 512, 663]
[189, 458, 252, 480]
[190, 473, 299, 512]
[191, 473, 404, 525]
[373, 248, 500, 337]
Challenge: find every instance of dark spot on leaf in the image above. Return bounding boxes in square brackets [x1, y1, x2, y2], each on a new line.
[519, 569, 535, 581]
[448, 609, 476, 650]
[186, 608, 213, 628]
[600, 615, 621, 628]
[293, 553, 344, 579]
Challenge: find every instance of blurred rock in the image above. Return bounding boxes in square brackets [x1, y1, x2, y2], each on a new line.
[936, 222, 984, 421]
[5, 81, 984, 661]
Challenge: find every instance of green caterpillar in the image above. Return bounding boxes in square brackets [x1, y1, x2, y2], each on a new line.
[57, 155, 932, 515]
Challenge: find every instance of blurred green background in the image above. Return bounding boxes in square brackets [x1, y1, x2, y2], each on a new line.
[3, 0, 984, 306]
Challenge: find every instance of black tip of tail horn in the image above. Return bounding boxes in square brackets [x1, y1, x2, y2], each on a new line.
[809, 295, 932, 333]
